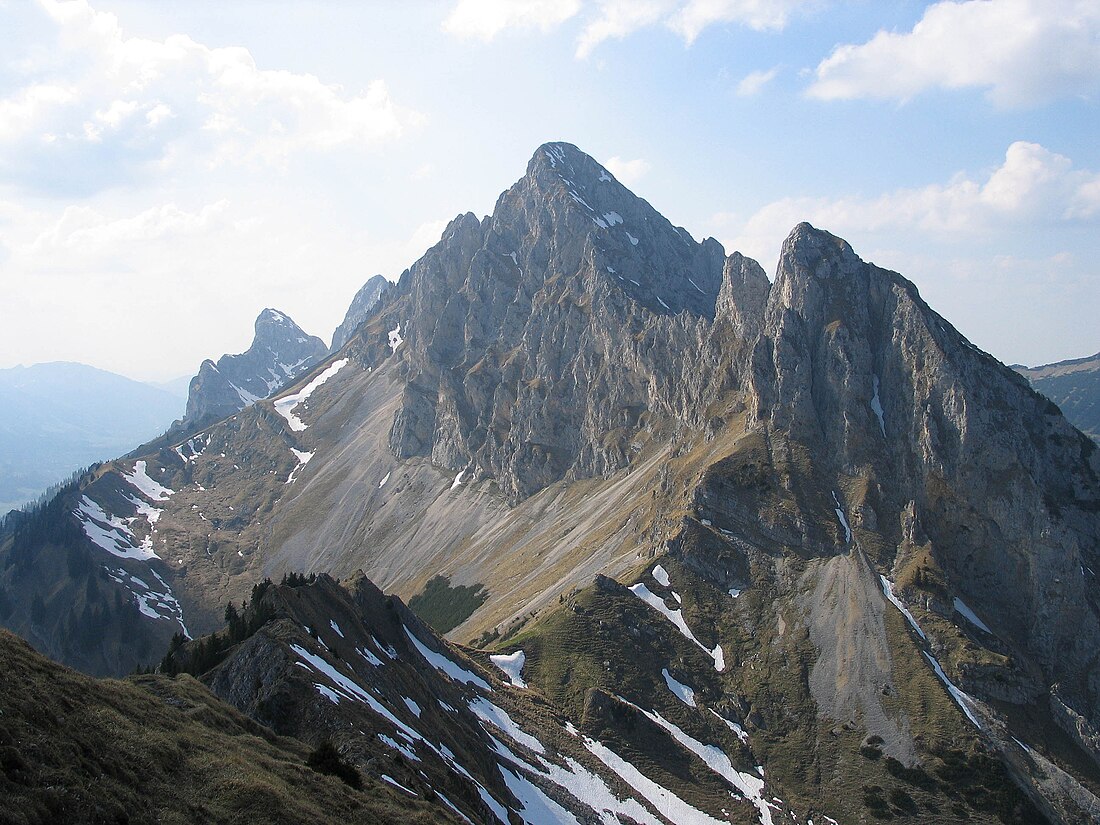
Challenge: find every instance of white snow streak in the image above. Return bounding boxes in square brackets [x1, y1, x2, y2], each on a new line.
[832, 491, 851, 543]
[651, 564, 671, 588]
[273, 358, 349, 432]
[125, 460, 175, 501]
[879, 576, 927, 641]
[953, 596, 993, 634]
[404, 627, 490, 690]
[614, 696, 772, 825]
[662, 668, 697, 707]
[629, 582, 724, 671]
[870, 375, 886, 437]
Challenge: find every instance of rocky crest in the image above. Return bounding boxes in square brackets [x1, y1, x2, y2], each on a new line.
[184, 308, 327, 428]
[331, 274, 389, 353]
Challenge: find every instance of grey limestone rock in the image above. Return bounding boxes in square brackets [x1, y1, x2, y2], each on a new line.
[331, 274, 389, 353]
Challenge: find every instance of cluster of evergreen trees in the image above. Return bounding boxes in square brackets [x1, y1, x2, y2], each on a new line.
[159, 572, 318, 677]
[1, 469, 91, 576]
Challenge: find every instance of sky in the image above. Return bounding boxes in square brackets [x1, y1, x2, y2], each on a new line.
[0, 0, 1098, 381]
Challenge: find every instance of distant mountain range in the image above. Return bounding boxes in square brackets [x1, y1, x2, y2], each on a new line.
[0, 362, 183, 513]
[1015, 353, 1100, 441]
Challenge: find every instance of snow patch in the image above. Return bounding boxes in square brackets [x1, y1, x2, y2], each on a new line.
[662, 668, 696, 707]
[629, 582, 724, 671]
[273, 358, 348, 432]
[651, 564, 671, 588]
[75, 496, 158, 561]
[615, 696, 772, 825]
[879, 576, 927, 640]
[388, 323, 404, 352]
[598, 169, 612, 182]
[403, 697, 421, 717]
[404, 627, 490, 690]
[924, 651, 984, 729]
[602, 211, 623, 226]
[832, 491, 851, 544]
[656, 296, 671, 310]
[450, 470, 466, 490]
[490, 650, 528, 688]
[870, 375, 886, 436]
[286, 448, 314, 485]
[953, 596, 992, 634]
[381, 773, 418, 795]
[125, 460, 174, 501]
[329, 619, 344, 638]
[378, 472, 390, 488]
[469, 696, 545, 755]
[583, 735, 729, 825]
[709, 709, 749, 743]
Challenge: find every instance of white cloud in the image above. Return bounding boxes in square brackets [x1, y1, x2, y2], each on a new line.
[717, 141, 1100, 268]
[604, 155, 651, 185]
[736, 66, 779, 96]
[25, 200, 230, 255]
[444, 0, 582, 41]
[576, 1, 672, 59]
[808, 0, 1100, 107]
[0, 0, 423, 194]
[444, 0, 816, 58]
[669, 0, 819, 43]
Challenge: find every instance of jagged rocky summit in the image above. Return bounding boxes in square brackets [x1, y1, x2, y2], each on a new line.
[3, 141, 1100, 823]
[183, 307, 327, 429]
[332, 274, 390, 353]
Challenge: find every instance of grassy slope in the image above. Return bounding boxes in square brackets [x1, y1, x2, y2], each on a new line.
[0, 629, 442, 825]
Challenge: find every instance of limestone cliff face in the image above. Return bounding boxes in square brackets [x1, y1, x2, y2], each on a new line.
[184, 308, 327, 427]
[738, 223, 1100, 766]
[346, 143, 755, 500]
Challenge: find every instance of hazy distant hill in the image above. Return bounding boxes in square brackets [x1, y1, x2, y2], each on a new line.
[1015, 353, 1100, 440]
[0, 362, 183, 512]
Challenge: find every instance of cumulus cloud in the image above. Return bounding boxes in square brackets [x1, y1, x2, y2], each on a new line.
[736, 67, 779, 96]
[604, 156, 651, 185]
[718, 141, 1100, 267]
[808, 0, 1100, 107]
[0, 0, 422, 194]
[444, 0, 582, 41]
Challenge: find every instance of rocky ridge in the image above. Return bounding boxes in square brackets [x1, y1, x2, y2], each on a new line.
[2, 142, 1100, 821]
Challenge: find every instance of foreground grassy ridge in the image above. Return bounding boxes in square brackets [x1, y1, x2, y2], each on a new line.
[0, 630, 442, 825]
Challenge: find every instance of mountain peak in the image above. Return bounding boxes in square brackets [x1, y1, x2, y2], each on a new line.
[779, 222, 860, 281]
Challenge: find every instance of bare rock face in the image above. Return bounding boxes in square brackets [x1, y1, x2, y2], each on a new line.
[331, 274, 389, 353]
[356, 142, 730, 500]
[184, 308, 327, 428]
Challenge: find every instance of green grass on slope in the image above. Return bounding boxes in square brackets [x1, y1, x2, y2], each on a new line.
[0, 629, 443, 825]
